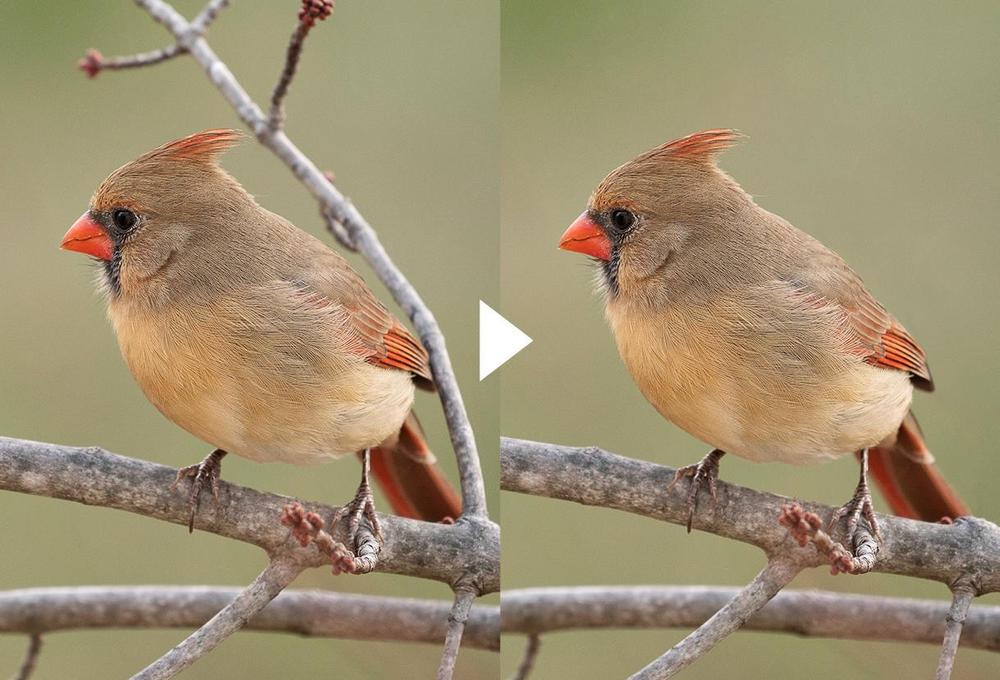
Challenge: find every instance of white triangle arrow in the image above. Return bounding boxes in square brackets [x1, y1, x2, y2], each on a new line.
[479, 301, 532, 380]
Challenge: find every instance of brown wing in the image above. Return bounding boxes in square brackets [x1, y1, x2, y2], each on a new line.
[285, 251, 433, 388]
[788, 244, 934, 391]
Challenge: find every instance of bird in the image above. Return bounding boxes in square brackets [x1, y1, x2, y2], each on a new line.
[558, 128, 967, 551]
[60, 129, 460, 545]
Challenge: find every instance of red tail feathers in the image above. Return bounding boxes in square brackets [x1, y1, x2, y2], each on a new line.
[364, 411, 461, 523]
[866, 412, 968, 522]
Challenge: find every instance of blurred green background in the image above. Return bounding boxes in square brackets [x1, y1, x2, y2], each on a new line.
[501, 1, 999, 679]
[0, 1, 497, 678]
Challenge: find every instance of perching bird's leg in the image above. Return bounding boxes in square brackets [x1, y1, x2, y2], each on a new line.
[331, 449, 384, 551]
[828, 448, 883, 552]
[667, 449, 725, 533]
[172, 448, 227, 533]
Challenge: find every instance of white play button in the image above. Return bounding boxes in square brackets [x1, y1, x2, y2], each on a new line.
[479, 301, 532, 380]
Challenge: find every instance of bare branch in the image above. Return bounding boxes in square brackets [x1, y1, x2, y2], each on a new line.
[268, 0, 335, 130]
[436, 588, 477, 680]
[0, 437, 499, 593]
[629, 560, 800, 679]
[11, 634, 42, 680]
[78, 45, 182, 77]
[937, 582, 977, 680]
[508, 633, 541, 680]
[0, 587, 499, 650]
[779, 503, 877, 574]
[132, 558, 302, 680]
[501, 438, 1000, 592]
[280, 502, 379, 575]
[92, 0, 488, 518]
[501, 585, 1000, 652]
[189, 0, 230, 36]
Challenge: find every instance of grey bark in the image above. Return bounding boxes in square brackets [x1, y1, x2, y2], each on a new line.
[0, 437, 499, 593]
[501, 437, 1000, 593]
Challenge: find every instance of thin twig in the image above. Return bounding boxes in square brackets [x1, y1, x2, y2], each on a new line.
[78, 45, 182, 77]
[0, 587, 499, 650]
[629, 560, 801, 679]
[110, 0, 488, 519]
[189, 0, 230, 36]
[500, 438, 1000, 592]
[0, 437, 499, 592]
[131, 557, 302, 680]
[11, 634, 42, 680]
[436, 588, 477, 680]
[280, 501, 380, 575]
[509, 633, 541, 680]
[779, 503, 878, 574]
[269, 22, 309, 129]
[936, 582, 977, 680]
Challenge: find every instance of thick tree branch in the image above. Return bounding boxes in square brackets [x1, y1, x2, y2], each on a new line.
[500, 438, 1000, 592]
[115, 0, 488, 519]
[132, 557, 302, 680]
[0, 587, 499, 651]
[0, 437, 499, 593]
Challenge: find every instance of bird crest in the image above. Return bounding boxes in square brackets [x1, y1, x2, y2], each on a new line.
[656, 128, 744, 162]
[141, 129, 243, 164]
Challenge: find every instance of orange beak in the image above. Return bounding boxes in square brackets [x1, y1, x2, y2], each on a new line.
[559, 212, 611, 261]
[61, 212, 113, 261]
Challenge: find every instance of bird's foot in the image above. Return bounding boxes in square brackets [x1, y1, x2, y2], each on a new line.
[171, 449, 227, 533]
[666, 449, 725, 533]
[331, 479, 384, 551]
[828, 463, 883, 554]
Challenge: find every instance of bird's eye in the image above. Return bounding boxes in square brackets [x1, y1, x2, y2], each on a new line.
[112, 209, 138, 232]
[610, 209, 636, 232]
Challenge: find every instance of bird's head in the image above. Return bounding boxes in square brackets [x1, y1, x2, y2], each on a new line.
[559, 129, 750, 301]
[60, 129, 250, 301]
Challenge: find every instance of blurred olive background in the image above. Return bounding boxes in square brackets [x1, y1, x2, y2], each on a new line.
[501, 2, 999, 678]
[0, 2, 497, 678]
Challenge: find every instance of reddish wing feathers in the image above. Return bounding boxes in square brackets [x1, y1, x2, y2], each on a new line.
[842, 292, 934, 391]
[287, 278, 432, 386]
[345, 294, 432, 385]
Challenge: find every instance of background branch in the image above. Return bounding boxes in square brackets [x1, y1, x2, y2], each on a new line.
[132, 557, 302, 680]
[0, 587, 499, 650]
[630, 560, 801, 679]
[500, 585, 1000, 651]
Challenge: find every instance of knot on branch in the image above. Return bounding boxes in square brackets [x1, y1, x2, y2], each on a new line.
[280, 502, 356, 575]
[299, 0, 334, 27]
[78, 49, 104, 78]
[778, 503, 876, 575]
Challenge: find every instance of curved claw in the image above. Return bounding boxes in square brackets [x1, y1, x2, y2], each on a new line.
[171, 449, 226, 533]
[667, 449, 725, 533]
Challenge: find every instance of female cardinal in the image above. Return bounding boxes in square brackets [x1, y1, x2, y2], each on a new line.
[60, 129, 460, 540]
[559, 129, 967, 550]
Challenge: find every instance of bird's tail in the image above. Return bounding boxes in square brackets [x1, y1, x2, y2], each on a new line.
[866, 411, 968, 522]
[364, 411, 461, 522]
